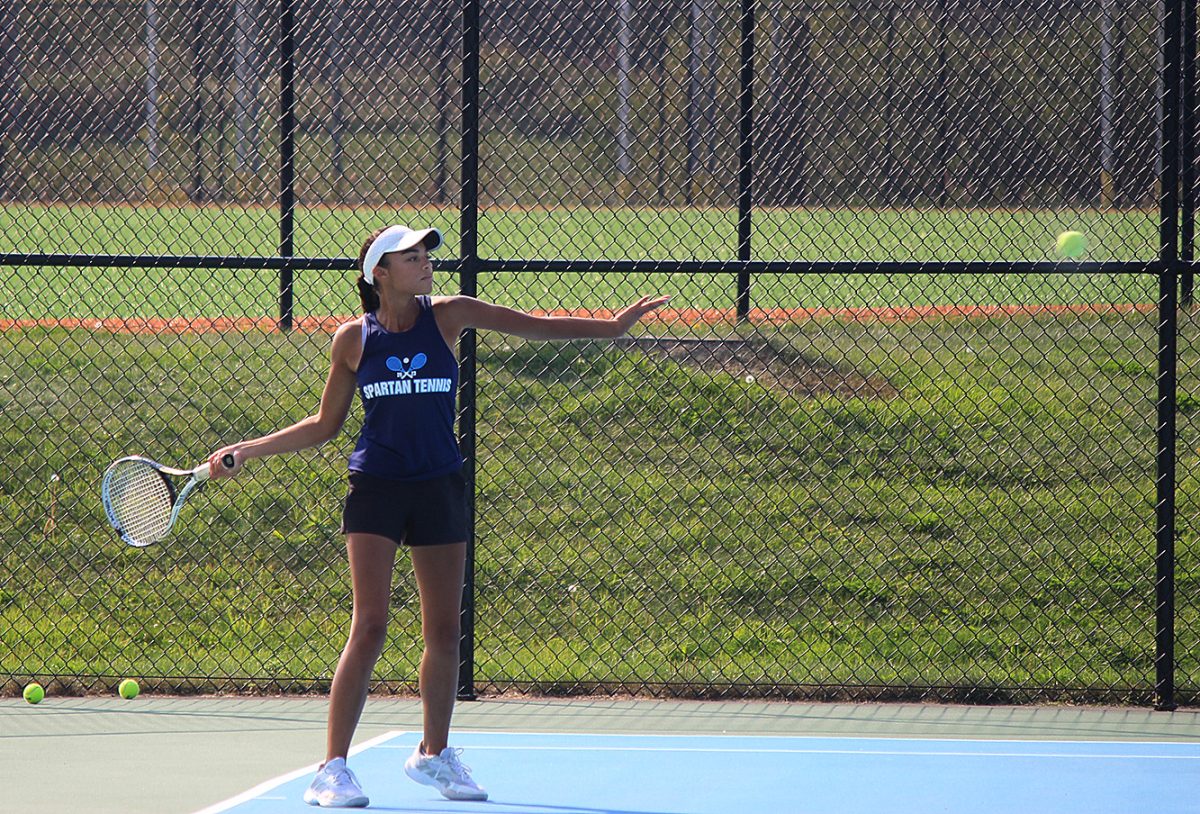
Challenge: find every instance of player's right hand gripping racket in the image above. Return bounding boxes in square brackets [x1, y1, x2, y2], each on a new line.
[101, 454, 235, 547]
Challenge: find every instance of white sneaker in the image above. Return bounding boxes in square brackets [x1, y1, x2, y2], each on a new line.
[404, 744, 488, 801]
[303, 757, 369, 808]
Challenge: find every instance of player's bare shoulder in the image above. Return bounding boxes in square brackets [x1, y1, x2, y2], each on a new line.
[331, 316, 365, 372]
[430, 294, 471, 313]
[431, 295, 477, 338]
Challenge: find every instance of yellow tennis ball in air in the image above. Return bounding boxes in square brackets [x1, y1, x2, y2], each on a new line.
[118, 679, 140, 700]
[1056, 230, 1087, 259]
[23, 683, 44, 704]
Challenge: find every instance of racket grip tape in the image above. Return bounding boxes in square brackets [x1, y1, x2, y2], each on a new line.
[221, 454, 237, 469]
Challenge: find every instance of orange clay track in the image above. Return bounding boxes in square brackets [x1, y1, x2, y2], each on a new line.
[0, 303, 1158, 335]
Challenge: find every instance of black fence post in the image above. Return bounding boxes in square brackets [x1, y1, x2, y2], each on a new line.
[278, 0, 295, 331]
[1157, 266, 1179, 713]
[1182, 0, 1195, 306]
[1156, 0, 1182, 712]
[735, 0, 754, 322]
[457, 0, 480, 702]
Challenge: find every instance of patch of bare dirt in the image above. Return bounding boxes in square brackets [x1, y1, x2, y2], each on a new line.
[615, 336, 899, 400]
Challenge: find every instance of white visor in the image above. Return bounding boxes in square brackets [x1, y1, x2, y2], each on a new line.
[362, 225, 443, 283]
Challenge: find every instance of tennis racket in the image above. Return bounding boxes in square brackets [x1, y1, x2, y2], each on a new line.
[101, 454, 235, 547]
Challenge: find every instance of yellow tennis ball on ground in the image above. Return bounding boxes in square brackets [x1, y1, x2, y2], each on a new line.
[23, 683, 44, 704]
[118, 679, 140, 699]
[1056, 230, 1087, 259]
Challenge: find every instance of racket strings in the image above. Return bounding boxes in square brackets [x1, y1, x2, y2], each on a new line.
[104, 462, 174, 544]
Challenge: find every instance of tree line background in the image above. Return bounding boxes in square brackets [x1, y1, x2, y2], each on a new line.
[0, 0, 1162, 210]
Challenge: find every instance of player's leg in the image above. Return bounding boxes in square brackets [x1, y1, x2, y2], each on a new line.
[326, 532, 398, 761]
[305, 532, 395, 807]
[403, 538, 487, 801]
[409, 540, 467, 754]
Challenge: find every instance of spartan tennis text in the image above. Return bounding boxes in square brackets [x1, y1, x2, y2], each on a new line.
[361, 378, 454, 400]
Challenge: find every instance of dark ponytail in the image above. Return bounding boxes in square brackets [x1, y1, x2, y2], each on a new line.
[356, 227, 387, 313]
[357, 276, 379, 313]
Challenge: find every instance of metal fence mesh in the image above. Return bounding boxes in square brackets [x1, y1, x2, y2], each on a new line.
[1, 0, 1194, 705]
[471, 273, 1163, 701]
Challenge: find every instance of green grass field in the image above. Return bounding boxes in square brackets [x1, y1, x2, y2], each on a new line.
[3, 203, 1200, 702]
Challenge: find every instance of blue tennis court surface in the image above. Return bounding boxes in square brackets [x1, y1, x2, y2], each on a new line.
[196, 730, 1200, 814]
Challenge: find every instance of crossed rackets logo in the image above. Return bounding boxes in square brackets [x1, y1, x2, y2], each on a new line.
[386, 353, 427, 379]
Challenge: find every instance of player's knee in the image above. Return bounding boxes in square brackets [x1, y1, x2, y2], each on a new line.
[349, 615, 390, 652]
[422, 619, 461, 654]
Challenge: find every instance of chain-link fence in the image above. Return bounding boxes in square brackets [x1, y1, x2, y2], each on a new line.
[1, 0, 1196, 707]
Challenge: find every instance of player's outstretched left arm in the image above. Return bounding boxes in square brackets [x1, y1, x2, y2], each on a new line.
[441, 295, 670, 341]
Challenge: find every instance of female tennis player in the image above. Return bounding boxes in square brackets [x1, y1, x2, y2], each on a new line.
[207, 224, 668, 808]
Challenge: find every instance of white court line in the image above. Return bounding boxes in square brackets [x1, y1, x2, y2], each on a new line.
[426, 729, 1200, 749]
[188, 730, 404, 814]
[376, 743, 1200, 761]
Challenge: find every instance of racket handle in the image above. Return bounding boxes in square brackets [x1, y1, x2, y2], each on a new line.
[221, 454, 237, 470]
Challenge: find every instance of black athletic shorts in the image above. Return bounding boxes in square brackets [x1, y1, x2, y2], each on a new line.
[340, 469, 468, 547]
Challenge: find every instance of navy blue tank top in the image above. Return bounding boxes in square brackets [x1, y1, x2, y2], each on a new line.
[348, 297, 462, 480]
